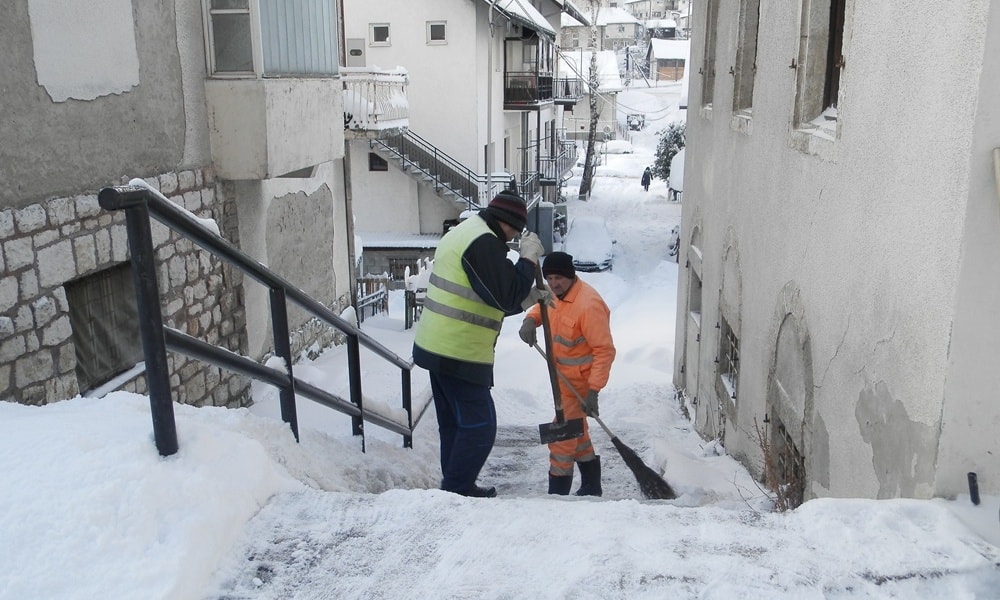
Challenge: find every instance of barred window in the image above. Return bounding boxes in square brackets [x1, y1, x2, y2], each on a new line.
[718, 316, 740, 402]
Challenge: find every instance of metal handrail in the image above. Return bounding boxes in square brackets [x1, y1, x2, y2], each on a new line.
[372, 129, 516, 208]
[98, 182, 431, 456]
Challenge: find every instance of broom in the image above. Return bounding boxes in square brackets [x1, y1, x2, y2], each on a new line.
[533, 343, 676, 500]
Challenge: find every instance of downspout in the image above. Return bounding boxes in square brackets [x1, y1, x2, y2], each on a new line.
[487, 0, 499, 202]
[338, 0, 358, 309]
[993, 148, 1000, 212]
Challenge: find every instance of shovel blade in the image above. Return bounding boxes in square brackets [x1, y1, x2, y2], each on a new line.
[538, 418, 585, 444]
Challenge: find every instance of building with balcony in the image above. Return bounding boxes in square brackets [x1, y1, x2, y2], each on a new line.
[0, 0, 353, 407]
[342, 0, 585, 279]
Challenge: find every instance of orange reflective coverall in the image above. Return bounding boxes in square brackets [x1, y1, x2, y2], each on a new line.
[526, 278, 615, 476]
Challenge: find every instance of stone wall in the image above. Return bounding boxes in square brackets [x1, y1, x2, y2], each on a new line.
[0, 167, 251, 408]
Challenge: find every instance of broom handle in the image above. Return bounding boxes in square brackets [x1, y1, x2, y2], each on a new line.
[533, 342, 616, 439]
[534, 265, 567, 424]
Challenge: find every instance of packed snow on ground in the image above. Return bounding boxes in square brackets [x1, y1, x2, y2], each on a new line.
[1, 82, 998, 600]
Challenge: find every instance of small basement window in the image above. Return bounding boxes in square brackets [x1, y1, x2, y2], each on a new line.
[66, 263, 143, 394]
[369, 152, 388, 171]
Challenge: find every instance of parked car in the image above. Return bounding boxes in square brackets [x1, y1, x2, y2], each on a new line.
[667, 225, 680, 260]
[627, 113, 645, 130]
[563, 216, 615, 272]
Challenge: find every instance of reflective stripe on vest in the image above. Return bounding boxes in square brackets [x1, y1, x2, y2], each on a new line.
[413, 217, 505, 365]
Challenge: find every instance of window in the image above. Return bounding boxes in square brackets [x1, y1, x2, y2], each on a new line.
[368, 152, 388, 171]
[66, 264, 143, 394]
[700, 0, 720, 108]
[370, 23, 390, 46]
[718, 316, 740, 402]
[427, 21, 447, 44]
[793, 0, 847, 130]
[732, 0, 761, 115]
[206, 0, 253, 73]
[205, 0, 339, 77]
[688, 271, 702, 324]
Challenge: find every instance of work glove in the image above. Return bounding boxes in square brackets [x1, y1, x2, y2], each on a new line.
[518, 231, 544, 265]
[520, 286, 555, 311]
[581, 390, 600, 417]
[518, 318, 538, 346]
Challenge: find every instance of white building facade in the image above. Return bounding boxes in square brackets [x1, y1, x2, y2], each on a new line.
[675, 0, 1000, 502]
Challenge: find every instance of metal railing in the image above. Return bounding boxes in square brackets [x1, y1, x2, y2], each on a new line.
[553, 77, 583, 103]
[342, 67, 409, 131]
[504, 72, 554, 105]
[539, 139, 578, 183]
[97, 183, 432, 456]
[372, 129, 518, 209]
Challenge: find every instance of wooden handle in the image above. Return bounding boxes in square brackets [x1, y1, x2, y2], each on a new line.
[534, 264, 565, 423]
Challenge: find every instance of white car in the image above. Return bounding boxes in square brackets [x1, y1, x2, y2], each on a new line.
[667, 225, 680, 258]
[563, 216, 615, 272]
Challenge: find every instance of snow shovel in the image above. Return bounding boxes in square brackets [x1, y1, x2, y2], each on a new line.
[532, 342, 677, 500]
[533, 265, 585, 445]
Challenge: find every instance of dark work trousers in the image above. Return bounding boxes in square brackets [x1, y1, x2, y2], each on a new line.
[429, 371, 498, 493]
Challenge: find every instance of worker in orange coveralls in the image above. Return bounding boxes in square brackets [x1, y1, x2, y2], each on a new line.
[518, 252, 616, 496]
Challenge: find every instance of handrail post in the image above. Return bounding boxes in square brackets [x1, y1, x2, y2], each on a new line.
[99, 186, 178, 456]
[269, 287, 299, 441]
[348, 334, 365, 450]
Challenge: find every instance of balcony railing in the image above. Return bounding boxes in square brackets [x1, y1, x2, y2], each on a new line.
[554, 77, 583, 105]
[343, 67, 409, 132]
[539, 138, 578, 183]
[504, 72, 554, 107]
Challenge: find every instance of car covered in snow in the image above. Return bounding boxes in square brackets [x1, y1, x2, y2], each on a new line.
[563, 215, 615, 272]
[667, 225, 680, 259]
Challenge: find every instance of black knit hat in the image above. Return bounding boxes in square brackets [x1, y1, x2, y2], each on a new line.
[542, 251, 576, 279]
[486, 190, 528, 231]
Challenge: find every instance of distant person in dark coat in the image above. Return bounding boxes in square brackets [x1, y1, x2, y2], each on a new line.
[641, 167, 652, 192]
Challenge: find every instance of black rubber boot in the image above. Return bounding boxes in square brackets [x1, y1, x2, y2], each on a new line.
[458, 484, 497, 498]
[548, 474, 573, 495]
[575, 456, 603, 497]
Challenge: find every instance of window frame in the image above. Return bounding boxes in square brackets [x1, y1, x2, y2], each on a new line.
[700, 0, 720, 109]
[732, 0, 761, 117]
[203, 0, 340, 78]
[370, 23, 391, 46]
[427, 20, 447, 45]
[792, 0, 847, 133]
[368, 152, 388, 171]
[204, 0, 260, 77]
[717, 316, 740, 404]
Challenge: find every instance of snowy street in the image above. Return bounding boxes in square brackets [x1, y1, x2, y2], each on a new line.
[2, 84, 998, 600]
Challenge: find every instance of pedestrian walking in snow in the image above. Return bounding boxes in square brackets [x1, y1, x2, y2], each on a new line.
[641, 167, 652, 192]
[413, 191, 547, 498]
[518, 252, 616, 496]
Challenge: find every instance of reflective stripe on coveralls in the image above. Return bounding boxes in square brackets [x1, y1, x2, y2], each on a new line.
[414, 217, 505, 365]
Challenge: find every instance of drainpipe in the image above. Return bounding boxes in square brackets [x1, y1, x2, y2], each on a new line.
[993, 147, 1000, 211]
[338, 0, 358, 308]
[487, 0, 499, 203]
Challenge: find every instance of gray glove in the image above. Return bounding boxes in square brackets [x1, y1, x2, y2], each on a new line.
[518, 318, 537, 346]
[581, 390, 600, 417]
[518, 231, 544, 264]
[520, 286, 555, 311]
